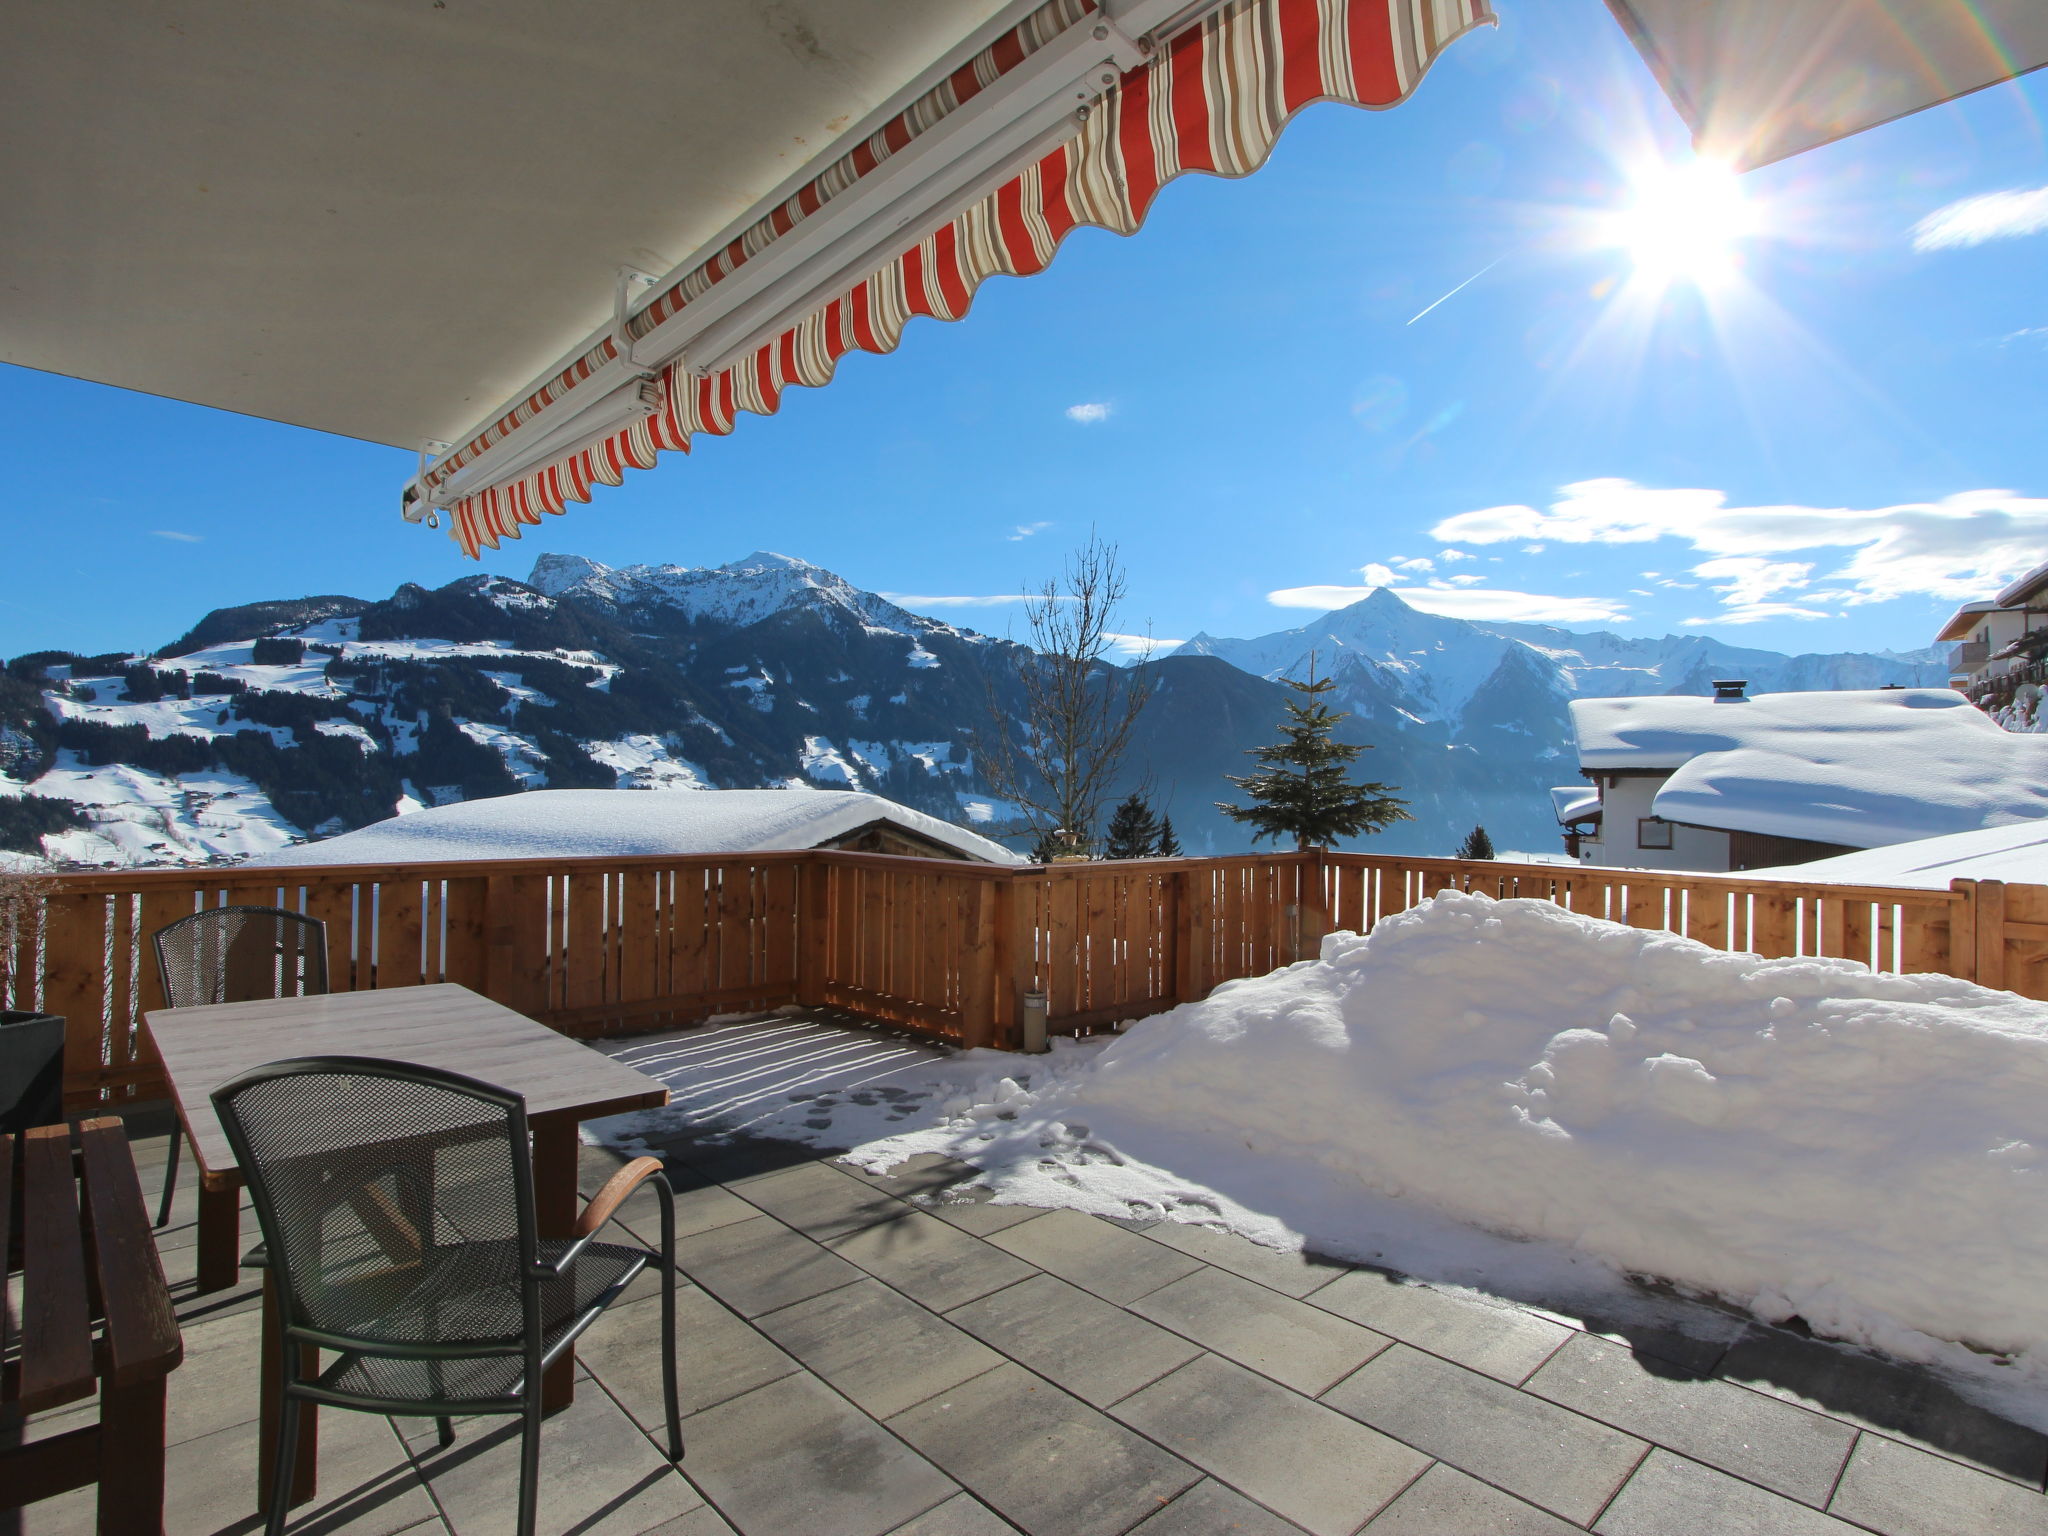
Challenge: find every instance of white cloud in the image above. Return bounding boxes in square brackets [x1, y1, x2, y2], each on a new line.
[1691, 555, 1813, 607]
[1390, 555, 1435, 572]
[1104, 632, 1181, 661]
[1682, 603, 1834, 626]
[1065, 402, 1112, 424]
[1006, 521, 1053, 541]
[2002, 326, 2048, 347]
[1359, 562, 1399, 587]
[1268, 584, 1630, 625]
[151, 529, 203, 543]
[1429, 478, 2048, 610]
[1434, 574, 1486, 587]
[1438, 548, 1473, 562]
[1913, 186, 2048, 251]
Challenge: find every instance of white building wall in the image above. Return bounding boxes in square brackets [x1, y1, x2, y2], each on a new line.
[1576, 774, 1732, 872]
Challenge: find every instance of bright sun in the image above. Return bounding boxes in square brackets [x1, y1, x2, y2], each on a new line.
[1605, 160, 1754, 286]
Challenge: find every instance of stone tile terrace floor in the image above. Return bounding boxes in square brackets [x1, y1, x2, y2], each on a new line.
[21, 1013, 2048, 1536]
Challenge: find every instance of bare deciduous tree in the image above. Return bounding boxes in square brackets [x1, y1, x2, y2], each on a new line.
[980, 536, 1154, 859]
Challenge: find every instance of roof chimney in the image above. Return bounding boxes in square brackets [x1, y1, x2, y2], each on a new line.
[1712, 678, 1748, 701]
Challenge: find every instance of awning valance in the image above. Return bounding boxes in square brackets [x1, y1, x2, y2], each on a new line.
[423, 0, 1494, 558]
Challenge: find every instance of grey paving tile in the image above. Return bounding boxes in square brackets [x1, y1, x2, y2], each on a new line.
[1140, 1223, 1353, 1300]
[888, 1368, 1196, 1536]
[1527, 1332, 1856, 1507]
[754, 1278, 1006, 1419]
[1131, 1266, 1392, 1395]
[1115, 1354, 1429, 1536]
[889, 1362, 1199, 1536]
[23, 1407, 434, 1536]
[729, 1158, 910, 1240]
[945, 1271, 1204, 1408]
[1129, 1478, 1307, 1535]
[1363, 1462, 1587, 1535]
[1324, 1343, 1647, 1526]
[677, 1371, 958, 1536]
[670, 1213, 864, 1317]
[629, 1509, 738, 1536]
[925, 1196, 1052, 1237]
[618, 1180, 764, 1245]
[1828, 1430, 2048, 1536]
[826, 1210, 1035, 1310]
[1717, 1327, 2048, 1485]
[576, 1283, 800, 1423]
[411, 1388, 703, 1536]
[1312, 1270, 1573, 1385]
[1596, 1449, 1863, 1535]
[986, 1208, 1203, 1303]
[882, 1491, 1021, 1536]
[158, 1303, 265, 1445]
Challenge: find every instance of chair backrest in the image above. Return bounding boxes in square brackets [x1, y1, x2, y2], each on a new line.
[153, 906, 328, 1010]
[211, 1057, 538, 1346]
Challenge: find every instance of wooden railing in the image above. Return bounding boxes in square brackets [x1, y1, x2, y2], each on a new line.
[10, 848, 2047, 1109]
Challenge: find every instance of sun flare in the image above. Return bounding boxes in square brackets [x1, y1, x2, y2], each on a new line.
[1605, 160, 1754, 286]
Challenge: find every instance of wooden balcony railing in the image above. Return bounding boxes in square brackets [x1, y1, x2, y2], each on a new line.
[9, 848, 2045, 1110]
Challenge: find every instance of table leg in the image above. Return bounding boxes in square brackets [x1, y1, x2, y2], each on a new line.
[258, 1269, 318, 1511]
[531, 1117, 577, 1415]
[95, 1375, 165, 1536]
[195, 1181, 240, 1295]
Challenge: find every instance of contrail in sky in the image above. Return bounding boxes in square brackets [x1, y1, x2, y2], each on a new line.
[1406, 256, 1505, 325]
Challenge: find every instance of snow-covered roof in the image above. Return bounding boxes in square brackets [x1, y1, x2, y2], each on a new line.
[1551, 785, 1601, 825]
[246, 788, 1023, 868]
[1935, 600, 2002, 644]
[1753, 821, 2048, 890]
[1570, 689, 2048, 849]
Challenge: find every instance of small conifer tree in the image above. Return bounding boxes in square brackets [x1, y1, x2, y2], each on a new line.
[1104, 792, 1163, 860]
[1154, 816, 1183, 858]
[1217, 669, 1411, 851]
[1456, 825, 1496, 860]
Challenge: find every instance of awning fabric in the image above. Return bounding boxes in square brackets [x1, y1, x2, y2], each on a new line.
[437, 0, 1492, 558]
[1607, 0, 2048, 171]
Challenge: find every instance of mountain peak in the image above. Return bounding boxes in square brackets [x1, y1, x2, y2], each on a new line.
[528, 552, 613, 596]
[718, 551, 816, 575]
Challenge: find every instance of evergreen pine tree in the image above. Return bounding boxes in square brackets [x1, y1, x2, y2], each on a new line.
[1103, 792, 1162, 859]
[1217, 670, 1411, 850]
[1154, 816, 1182, 858]
[1456, 824, 1496, 860]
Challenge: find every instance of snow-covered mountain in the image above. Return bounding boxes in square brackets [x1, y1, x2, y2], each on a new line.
[0, 556, 1950, 868]
[1169, 588, 1947, 727]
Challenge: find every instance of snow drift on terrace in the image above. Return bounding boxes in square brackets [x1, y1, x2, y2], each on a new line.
[244, 787, 1023, 867]
[1756, 819, 2048, 890]
[1572, 687, 2048, 848]
[832, 891, 2048, 1382]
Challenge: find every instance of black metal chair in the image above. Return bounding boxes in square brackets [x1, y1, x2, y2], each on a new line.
[150, 906, 329, 1226]
[211, 1055, 682, 1536]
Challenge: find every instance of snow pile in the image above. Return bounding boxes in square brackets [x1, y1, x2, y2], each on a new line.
[1571, 688, 2048, 847]
[828, 892, 2048, 1377]
[246, 787, 1022, 866]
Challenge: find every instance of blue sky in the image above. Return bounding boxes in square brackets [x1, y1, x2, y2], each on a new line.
[3, 0, 2045, 662]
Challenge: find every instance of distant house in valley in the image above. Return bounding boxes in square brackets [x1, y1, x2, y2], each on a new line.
[1935, 560, 2048, 729]
[247, 788, 1024, 868]
[1558, 682, 2048, 873]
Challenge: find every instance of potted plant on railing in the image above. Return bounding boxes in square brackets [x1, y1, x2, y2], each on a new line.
[0, 864, 63, 1132]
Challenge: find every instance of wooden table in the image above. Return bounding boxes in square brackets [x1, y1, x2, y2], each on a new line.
[143, 983, 667, 1508]
[2, 1119, 183, 1535]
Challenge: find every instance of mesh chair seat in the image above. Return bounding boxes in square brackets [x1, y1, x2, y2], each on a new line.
[308, 1237, 647, 1350]
[316, 1240, 647, 1408]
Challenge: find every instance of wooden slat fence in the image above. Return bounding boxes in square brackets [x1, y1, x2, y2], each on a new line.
[10, 848, 2046, 1111]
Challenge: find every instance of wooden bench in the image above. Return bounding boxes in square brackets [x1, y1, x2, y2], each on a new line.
[1, 1119, 183, 1535]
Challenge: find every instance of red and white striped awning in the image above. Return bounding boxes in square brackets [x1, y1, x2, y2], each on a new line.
[421, 0, 1493, 558]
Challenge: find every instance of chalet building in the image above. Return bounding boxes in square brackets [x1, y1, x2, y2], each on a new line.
[1555, 682, 2048, 874]
[1935, 559, 2048, 724]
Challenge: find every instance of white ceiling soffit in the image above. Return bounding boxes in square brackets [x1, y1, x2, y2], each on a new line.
[0, 0, 1056, 450]
[1607, 0, 2048, 170]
